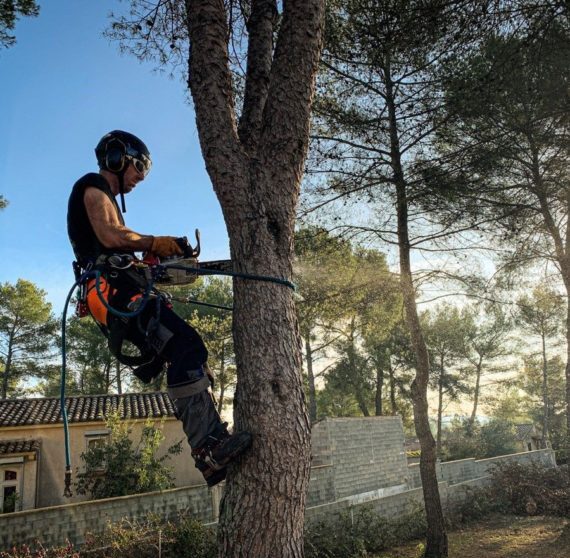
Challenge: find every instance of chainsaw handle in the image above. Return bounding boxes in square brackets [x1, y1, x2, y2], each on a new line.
[176, 229, 201, 258]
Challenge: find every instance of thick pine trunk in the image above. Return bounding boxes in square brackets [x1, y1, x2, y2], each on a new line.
[185, 1, 324, 555]
[386, 59, 448, 557]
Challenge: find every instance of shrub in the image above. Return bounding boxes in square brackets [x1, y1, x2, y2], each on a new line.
[75, 413, 182, 500]
[83, 513, 215, 558]
[486, 461, 570, 516]
[304, 505, 426, 558]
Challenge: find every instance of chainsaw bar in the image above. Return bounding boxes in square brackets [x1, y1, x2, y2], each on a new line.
[196, 259, 233, 272]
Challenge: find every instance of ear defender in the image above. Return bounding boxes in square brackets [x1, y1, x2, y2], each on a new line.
[105, 138, 127, 173]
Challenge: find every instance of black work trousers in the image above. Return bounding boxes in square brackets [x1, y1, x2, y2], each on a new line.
[125, 297, 223, 449]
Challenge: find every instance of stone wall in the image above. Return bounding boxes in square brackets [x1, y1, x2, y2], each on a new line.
[311, 417, 410, 499]
[0, 415, 558, 551]
[407, 448, 556, 489]
[0, 483, 218, 550]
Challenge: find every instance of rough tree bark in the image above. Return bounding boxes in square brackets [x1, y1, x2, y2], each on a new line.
[184, 1, 324, 556]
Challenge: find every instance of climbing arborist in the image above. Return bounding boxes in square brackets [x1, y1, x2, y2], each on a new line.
[67, 130, 251, 486]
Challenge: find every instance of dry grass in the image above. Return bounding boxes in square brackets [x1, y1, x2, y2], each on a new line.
[376, 515, 570, 558]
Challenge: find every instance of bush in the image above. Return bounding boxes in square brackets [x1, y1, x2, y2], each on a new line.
[75, 413, 182, 500]
[304, 505, 426, 558]
[486, 461, 570, 516]
[83, 513, 215, 558]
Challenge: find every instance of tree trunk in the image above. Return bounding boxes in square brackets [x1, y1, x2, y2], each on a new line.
[469, 355, 483, 424]
[116, 360, 122, 395]
[1, 339, 12, 399]
[185, 1, 324, 556]
[375, 366, 384, 416]
[386, 58, 448, 557]
[436, 357, 444, 459]
[541, 333, 549, 446]
[389, 361, 398, 414]
[304, 334, 318, 423]
[566, 299, 570, 464]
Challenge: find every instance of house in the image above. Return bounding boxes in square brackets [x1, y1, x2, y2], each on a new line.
[515, 423, 545, 452]
[0, 392, 204, 512]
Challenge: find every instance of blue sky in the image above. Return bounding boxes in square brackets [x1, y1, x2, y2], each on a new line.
[0, 2, 229, 313]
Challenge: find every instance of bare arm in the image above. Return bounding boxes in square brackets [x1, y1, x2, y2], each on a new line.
[84, 187, 154, 252]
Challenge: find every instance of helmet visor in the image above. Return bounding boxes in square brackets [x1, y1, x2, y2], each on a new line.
[125, 146, 152, 176]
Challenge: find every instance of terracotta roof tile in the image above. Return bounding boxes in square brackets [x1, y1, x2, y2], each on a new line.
[0, 439, 41, 454]
[0, 393, 176, 427]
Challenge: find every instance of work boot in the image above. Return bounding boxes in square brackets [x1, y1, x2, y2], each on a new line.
[192, 422, 252, 487]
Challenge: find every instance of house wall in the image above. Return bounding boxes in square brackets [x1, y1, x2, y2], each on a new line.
[0, 417, 202, 508]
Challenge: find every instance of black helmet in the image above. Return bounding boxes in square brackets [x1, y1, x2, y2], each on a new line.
[95, 130, 152, 177]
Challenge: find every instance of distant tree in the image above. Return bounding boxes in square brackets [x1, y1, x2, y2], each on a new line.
[0, 195, 7, 210]
[436, 20, 570, 463]
[516, 285, 565, 443]
[462, 305, 513, 425]
[75, 412, 182, 500]
[0, 279, 58, 399]
[294, 227, 357, 423]
[522, 355, 567, 455]
[0, 0, 39, 48]
[486, 382, 533, 424]
[443, 417, 519, 461]
[478, 419, 519, 459]
[421, 303, 474, 457]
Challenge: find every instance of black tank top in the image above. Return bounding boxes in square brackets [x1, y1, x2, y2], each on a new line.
[67, 173, 128, 266]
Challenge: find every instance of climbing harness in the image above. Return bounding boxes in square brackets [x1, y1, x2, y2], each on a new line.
[59, 239, 296, 497]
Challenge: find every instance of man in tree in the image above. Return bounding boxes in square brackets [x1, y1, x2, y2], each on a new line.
[66, 129, 251, 486]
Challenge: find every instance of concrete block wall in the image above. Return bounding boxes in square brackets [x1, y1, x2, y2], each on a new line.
[407, 449, 555, 490]
[0, 418, 558, 551]
[0, 483, 215, 550]
[311, 417, 409, 500]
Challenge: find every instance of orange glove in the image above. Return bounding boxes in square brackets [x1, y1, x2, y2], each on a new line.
[150, 236, 183, 258]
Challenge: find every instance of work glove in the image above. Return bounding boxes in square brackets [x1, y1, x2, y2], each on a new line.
[150, 236, 184, 258]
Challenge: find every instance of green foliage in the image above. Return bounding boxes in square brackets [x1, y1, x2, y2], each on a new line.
[0, 279, 58, 399]
[442, 418, 520, 461]
[83, 513, 216, 558]
[0, 195, 7, 210]
[0, 0, 39, 48]
[304, 505, 427, 558]
[75, 413, 182, 500]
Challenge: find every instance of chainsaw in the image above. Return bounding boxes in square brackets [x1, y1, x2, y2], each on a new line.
[143, 229, 233, 286]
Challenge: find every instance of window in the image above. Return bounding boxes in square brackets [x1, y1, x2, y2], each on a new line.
[0, 468, 20, 514]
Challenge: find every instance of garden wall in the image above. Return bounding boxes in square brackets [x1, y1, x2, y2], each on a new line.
[0, 415, 556, 550]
